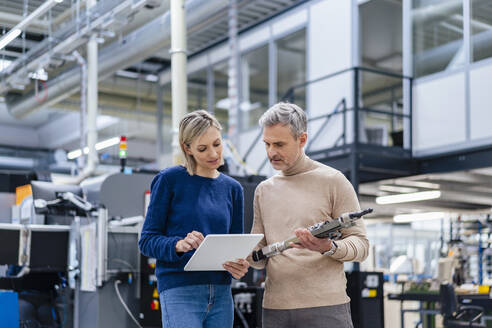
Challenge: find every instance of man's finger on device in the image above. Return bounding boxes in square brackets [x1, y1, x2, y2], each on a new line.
[290, 242, 304, 249]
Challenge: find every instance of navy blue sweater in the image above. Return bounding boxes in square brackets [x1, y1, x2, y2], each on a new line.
[138, 166, 244, 293]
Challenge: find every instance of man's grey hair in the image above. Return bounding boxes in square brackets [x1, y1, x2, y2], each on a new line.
[258, 102, 307, 138]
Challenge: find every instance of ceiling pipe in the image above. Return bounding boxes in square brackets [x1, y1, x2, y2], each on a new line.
[7, 0, 228, 119]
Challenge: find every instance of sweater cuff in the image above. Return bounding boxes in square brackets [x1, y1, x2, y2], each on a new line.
[167, 236, 183, 262]
[328, 240, 348, 260]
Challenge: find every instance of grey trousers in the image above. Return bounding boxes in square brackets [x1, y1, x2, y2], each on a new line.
[262, 303, 354, 328]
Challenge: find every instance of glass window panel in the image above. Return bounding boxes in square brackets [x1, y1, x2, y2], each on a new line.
[413, 0, 464, 77]
[240, 45, 269, 131]
[366, 223, 441, 276]
[471, 0, 492, 62]
[359, 70, 405, 147]
[277, 29, 306, 110]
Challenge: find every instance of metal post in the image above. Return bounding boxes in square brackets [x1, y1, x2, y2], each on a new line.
[73, 216, 80, 328]
[72, 51, 87, 170]
[478, 220, 483, 285]
[97, 207, 108, 287]
[351, 68, 360, 272]
[207, 65, 214, 114]
[170, 0, 187, 165]
[227, 0, 240, 148]
[403, 0, 412, 150]
[156, 84, 165, 168]
[86, 0, 98, 175]
[464, 0, 471, 141]
[351, 68, 360, 194]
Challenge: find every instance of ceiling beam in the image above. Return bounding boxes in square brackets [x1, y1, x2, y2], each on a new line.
[0, 12, 49, 32]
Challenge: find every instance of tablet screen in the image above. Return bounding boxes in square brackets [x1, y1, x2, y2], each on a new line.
[184, 234, 264, 271]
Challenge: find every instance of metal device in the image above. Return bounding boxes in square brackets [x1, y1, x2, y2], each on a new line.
[252, 208, 373, 262]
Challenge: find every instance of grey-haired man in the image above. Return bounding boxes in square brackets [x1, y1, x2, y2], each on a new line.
[248, 102, 369, 328]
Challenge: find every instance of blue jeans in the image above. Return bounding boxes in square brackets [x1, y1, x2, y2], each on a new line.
[159, 284, 233, 328]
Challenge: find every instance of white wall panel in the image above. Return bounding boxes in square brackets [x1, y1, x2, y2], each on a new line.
[470, 63, 492, 140]
[309, 0, 352, 80]
[307, 71, 354, 143]
[413, 73, 466, 152]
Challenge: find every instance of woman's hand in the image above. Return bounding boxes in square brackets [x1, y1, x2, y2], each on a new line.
[223, 258, 250, 279]
[176, 231, 204, 254]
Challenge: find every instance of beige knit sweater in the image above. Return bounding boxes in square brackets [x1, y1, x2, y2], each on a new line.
[248, 153, 369, 309]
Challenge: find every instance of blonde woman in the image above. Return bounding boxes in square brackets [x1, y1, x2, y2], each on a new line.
[139, 110, 249, 328]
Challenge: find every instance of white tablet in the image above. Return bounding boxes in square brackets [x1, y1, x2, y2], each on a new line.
[184, 234, 264, 271]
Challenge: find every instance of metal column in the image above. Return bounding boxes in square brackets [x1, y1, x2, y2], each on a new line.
[156, 84, 165, 169]
[227, 0, 240, 148]
[170, 0, 187, 165]
[86, 0, 98, 175]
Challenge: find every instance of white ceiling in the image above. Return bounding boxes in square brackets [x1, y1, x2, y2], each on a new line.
[360, 168, 492, 221]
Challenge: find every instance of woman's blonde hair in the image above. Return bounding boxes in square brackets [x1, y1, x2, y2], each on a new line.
[179, 110, 222, 175]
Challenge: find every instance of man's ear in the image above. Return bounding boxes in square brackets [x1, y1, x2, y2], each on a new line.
[298, 132, 308, 148]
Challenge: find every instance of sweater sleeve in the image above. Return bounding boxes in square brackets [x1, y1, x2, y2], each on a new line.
[138, 173, 182, 263]
[327, 172, 370, 263]
[229, 184, 244, 234]
[247, 185, 267, 269]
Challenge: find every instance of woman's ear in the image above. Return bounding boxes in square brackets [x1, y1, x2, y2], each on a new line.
[183, 143, 193, 155]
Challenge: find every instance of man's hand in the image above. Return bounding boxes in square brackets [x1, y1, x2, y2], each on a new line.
[176, 231, 204, 253]
[223, 259, 250, 279]
[291, 228, 333, 254]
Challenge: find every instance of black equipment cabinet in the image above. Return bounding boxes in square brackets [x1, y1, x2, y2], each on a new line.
[139, 255, 161, 327]
[232, 286, 263, 328]
[346, 271, 384, 328]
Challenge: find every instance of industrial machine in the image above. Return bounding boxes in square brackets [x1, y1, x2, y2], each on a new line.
[346, 271, 385, 328]
[0, 172, 154, 328]
[0, 171, 266, 328]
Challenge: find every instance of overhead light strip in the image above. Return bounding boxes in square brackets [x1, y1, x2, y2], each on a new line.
[393, 212, 445, 223]
[375, 190, 441, 205]
[379, 185, 419, 193]
[67, 137, 120, 160]
[393, 179, 440, 189]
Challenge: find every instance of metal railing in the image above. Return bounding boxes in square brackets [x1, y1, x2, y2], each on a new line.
[242, 66, 413, 175]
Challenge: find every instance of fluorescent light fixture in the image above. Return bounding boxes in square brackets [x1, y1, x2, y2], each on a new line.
[145, 74, 158, 82]
[375, 190, 441, 205]
[67, 137, 121, 160]
[379, 185, 418, 193]
[393, 212, 445, 223]
[0, 29, 21, 50]
[116, 70, 140, 79]
[95, 137, 120, 150]
[393, 179, 440, 189]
